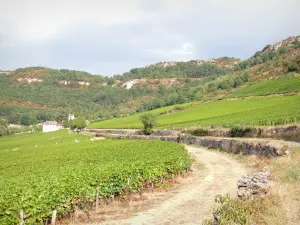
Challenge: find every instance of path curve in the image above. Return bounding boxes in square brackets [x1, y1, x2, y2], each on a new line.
[97, 145, 249, 225]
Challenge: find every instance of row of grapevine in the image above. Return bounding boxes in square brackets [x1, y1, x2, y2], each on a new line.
[88, 95, 300, 129]
[0, 130, 190, 224]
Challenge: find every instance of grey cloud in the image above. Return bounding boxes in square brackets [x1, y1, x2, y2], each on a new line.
[0, 0, 299, 75]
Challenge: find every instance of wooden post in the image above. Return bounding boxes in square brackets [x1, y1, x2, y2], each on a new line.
[20, 209, 24, 225]
[51, 209, 57, 225]
[95, 190, 99, 213]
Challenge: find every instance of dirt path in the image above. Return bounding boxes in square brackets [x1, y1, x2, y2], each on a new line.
[87, 145, 249, 225]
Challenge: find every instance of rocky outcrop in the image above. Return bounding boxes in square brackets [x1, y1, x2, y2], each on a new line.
[258, 36, 299, 53]
[237, 169, 270, 198]
[17, 77, 43, 83]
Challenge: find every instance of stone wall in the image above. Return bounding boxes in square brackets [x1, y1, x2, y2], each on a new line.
[259, 125, 300, 141]
[184, 125, 300, 141]
[94, 133, 290, 157]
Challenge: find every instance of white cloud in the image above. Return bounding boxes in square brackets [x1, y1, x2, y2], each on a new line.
[0, 0, 143, 42]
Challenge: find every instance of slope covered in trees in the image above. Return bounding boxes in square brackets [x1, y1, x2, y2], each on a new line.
[0, 36, 299, 128]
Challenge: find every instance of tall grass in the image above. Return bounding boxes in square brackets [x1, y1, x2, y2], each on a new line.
[204, 147, 300, 225]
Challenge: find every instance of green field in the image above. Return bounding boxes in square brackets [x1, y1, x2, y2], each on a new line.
[89, 95, 300, 129]
[231, 77, 300, 97]
[88, 102, 193, 129]
[0, 130, 190, 224]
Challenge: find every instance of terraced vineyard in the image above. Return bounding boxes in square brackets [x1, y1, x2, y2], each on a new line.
[88, 102, 193, 129]
[231, 77, 300, 97]
[89, 95, 300, 129]
[0, 130, 190, 224]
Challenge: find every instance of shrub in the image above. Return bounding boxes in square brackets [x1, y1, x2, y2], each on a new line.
[140, 113, 156, 135]
[278, 46, 288, 54]
[190, 128, 209, 136]
[287, 62, 300, 72]
[229, 127, 254, 137]
[70, 116, 86, 130]
[203, 194, 273, 225]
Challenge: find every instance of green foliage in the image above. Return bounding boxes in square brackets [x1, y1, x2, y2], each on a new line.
[278, 46, 288, 54]
[0, 130, 190, 224]
[70, 116, 86, 130]
[91, 95, 300, 129]
[159, 95, 300, 128]
[0, 38, 299, 127]
[140, 113, 156, 135]
[292, 38, 300, 48]
[20, 114, 30, 126]
[189, 128, 209, 136]
[0, 125, 8, 136]
[203, 194, 267, 225]
[88, 103, 192, 129]
[231, 77, 300, 97]
[117, 61, 232, 80]
[229, 127, 254, 137]
[287, 62, 300, 72]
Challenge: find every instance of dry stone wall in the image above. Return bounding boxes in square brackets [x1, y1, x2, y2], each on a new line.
[184, 125, 300, 141]
[93, 132, 291, 157]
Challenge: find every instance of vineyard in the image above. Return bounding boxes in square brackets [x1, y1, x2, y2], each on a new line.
[88, 95, 300, 129]
[0, 130, 190, 224]
[88, 102, 193, 129]
[231, 77, 300, 97]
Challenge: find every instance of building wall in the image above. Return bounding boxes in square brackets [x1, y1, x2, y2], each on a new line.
[43, 125, 59, 132]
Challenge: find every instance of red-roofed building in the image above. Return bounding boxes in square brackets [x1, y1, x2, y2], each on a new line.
[43, 121, 63, 132]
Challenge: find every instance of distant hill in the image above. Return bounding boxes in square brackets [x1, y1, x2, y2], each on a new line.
[0, 35, 299, 127]
[115, 57, 240, 81]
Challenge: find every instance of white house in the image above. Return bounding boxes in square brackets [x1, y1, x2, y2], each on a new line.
[43, 121, 63, 132]
[68, 114, 75, 122]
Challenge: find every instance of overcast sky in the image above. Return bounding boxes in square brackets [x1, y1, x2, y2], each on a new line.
[0, 0, 299, 76]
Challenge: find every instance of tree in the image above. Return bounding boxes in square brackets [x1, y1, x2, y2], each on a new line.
[292, 39, 300, 48]
[287, 62, 300, 72]
[20, 114, 30, 126]
[0, 118, 9, 136]
[107, 78, 115, 86]
[140, 113, 156, 135]
[278, 46, 288, 54]
[70, 116, 86, 130]
[29, 113, 38, 125]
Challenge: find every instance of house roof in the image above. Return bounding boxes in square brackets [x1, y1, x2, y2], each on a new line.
[43, 121, 57, 125]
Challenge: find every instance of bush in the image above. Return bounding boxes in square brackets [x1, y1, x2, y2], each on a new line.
[140, 113, 156, 135]
[278, 46, 288, 54]
[70, 116, 86, 130]
[20, 114, 30, 126]
[229, 127, 254, 137]
[190, 128, 209, 136]
[287, 62, 300, 72]
[203, 194, 270, 225]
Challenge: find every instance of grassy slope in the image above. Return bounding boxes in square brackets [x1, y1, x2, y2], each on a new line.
[88, 95, 300, 129]
[231, 77, 300, 97]
[88, 102, 193, 129]
[0, 130, 189, 224]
